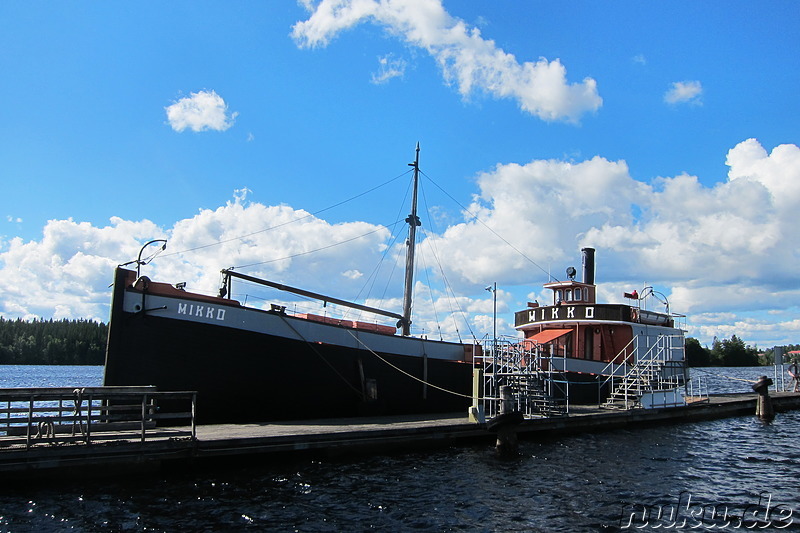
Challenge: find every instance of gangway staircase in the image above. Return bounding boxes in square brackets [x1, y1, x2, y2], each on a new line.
[506, 372, 566, 418]
[476, 338, 568, 419]
[600, 334, 686, 410]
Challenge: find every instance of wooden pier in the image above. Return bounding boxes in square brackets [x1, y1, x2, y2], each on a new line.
[0, 386, 196, 478]
[2, 389, 799, 479]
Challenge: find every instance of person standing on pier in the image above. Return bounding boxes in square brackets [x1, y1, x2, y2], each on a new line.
[789, 359, 800, 392]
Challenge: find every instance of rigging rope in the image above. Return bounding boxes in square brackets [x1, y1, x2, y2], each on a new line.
[160, 169, 413, 260]
[278, 315, 365, 399]
[417, 227, 472, 340]
[420, 169, 555, 281]
[690, 366, 757, 383]
[232, 221, 400, 270]
[345, 329, 483, 401]
[419, 251, 443, 341]
[417, 178, 472, 341]
[349, 218, 405, 312]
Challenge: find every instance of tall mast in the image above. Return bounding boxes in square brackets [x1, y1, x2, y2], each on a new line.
[401, 143, 421, 336]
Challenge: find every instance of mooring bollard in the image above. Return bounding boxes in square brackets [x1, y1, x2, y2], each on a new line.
[487, 385, 524, 456]
[499, 385, 514, 415]
[752, 375, 775, 421]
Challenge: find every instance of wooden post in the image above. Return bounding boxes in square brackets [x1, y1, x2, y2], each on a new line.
[468, 368, 485, 423]
[191, 393, 197, 440]
[487, 385, 523, 456]
[752, 375, 774, 421]
[26, 396, 33, 450]
[422, 352, 428, 400]
[141, 394, 147, 443]
[86, 393, 92, 444]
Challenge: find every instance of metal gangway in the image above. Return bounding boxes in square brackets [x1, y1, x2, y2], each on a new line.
[474, 335, 569, 420]
[598, 333, 688, 409]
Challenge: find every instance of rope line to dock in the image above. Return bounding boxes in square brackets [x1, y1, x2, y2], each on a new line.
[690, 367, 757, 383]
[278, 316, 365, 399]
[345, 330, 484, 401]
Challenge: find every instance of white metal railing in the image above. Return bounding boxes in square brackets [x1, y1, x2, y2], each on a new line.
[596, 337, 637, 404]
[685, 374, 710, 403]
[599, 333, 687, 408]
[474, 335, 568, 419]
[670, 313, 688, 331]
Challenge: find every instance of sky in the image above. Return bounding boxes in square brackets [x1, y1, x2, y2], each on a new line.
[1, 0, 799, 350]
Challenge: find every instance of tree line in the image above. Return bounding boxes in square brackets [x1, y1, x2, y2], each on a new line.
[760, 344, 800, 366]
[0, 317, 778, 368]
[685, 335, 762, 367]
[0, 317, 107, 365]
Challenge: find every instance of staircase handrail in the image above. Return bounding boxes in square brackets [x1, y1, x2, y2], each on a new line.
[600, 333, 686, 409]
[596, 336, 637, 404]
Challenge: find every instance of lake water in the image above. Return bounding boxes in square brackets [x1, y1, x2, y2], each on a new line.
[1, 366, 798, 531]
[0, 365, 103, 389]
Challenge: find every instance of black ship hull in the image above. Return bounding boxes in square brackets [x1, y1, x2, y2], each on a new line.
[104, 269, 474, 424]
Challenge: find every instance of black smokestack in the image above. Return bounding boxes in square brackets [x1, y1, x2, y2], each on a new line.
[582, 247, 595, 285]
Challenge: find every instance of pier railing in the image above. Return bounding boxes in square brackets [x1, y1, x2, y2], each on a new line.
[685, 375, 710, 403]
[0, 386, 196, 450]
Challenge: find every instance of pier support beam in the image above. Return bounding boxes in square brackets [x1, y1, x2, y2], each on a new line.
[468, 368, 485, 424]
[752, 375, 775, 421]
[487, 386, 523, 456]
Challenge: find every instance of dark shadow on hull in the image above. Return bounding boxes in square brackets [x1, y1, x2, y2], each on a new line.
[104, 312, 474, 424]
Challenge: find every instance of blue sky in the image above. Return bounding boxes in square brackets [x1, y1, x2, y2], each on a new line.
[1, 1, 799, 349]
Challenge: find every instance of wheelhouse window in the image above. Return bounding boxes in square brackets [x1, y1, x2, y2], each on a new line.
[556, 289, 563, 304]
[565, 289, 572, 301]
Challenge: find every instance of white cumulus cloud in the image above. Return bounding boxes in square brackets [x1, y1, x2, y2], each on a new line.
[423, 139, 800, 345]
[0, 192, 391, 324]
[2, 140, 800, 347]
[165, 90, 238, 132]
[292, 0, 602, 122]
[664, 80, 703, 105]
[0, 217, 163, 322]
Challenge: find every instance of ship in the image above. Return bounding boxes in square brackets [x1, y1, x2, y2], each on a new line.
[104, 147, 687, 423]
[103, 145, 477, 423]
[484, 247, 688, 414]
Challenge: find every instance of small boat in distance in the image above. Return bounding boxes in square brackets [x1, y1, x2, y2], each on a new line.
[103, 145, 477, 423]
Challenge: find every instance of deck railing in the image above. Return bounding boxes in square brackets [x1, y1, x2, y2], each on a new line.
[597, 333, 687, 408]
[0, 386, 196, 450]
